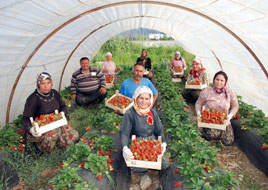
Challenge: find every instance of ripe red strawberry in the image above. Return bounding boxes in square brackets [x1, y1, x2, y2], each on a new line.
[262, 145, 267, 150]
[203, 167, 209, 172]
[97, 175, 102, 180]
[174, 170, 180, 174]
[174, 182, 181, 187]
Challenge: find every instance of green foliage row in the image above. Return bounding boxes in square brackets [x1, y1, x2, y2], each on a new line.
[237, 96, 268, 144]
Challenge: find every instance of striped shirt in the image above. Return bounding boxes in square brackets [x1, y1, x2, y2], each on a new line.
[70, 67, 106, 95]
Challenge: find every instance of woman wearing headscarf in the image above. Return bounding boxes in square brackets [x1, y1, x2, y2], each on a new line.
[102, 52, 120, 75]
[136, 49, 153, 80]
[169, 51, 187, 78]
[22, 72, 79, 152]
[120, 86, 169, 172]
[182, 58, 209, 103]
[195, 71, 239, 145]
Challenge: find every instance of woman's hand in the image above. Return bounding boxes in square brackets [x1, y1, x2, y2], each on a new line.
[30, 126, 41, 138]
[123, 146, 134, 160]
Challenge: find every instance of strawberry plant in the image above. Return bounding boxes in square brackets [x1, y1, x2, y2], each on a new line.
[94, 135, 113, 153]
[64, 142, 91, 163]
[0, 125, 23, 150]
[237, 96, 268, 144]
[84, 153, 115, 186]
[49, 166, 83, 190]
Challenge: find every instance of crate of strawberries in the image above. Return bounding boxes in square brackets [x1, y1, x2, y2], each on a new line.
[105, 90, 134, 114]
[198, 110, 228, 130]
[30, 110, 68, 134]
[185, 79, 207, 89]
[105, 75, 114, 89]
[172, 67, 184, 75]
[124, 135, 164, 170]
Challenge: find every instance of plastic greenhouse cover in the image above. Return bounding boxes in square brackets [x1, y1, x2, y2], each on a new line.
[0, 0, 267, 127]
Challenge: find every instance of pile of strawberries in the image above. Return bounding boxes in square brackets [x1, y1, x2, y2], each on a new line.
[174, 67, 182, 72]
[105, 75, 114, 83]
[34, 113, 62, 127]
[200, 110, 227, 124]
[108, 95, 132, 109]
[188, 80, 203, 85]
[129, 138, 162, 162]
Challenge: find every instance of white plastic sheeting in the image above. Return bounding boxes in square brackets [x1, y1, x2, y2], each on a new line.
[0, 0, 268, 127]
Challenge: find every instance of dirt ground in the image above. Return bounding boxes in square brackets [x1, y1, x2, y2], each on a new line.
[216, 145, 268, 190]
[129, 170, 161, 190]
[11, 167, 59, 190]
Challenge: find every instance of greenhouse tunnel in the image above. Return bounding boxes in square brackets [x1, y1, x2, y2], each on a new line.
[0, 0, 268, 127]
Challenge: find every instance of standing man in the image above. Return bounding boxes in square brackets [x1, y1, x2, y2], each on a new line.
[119, 62, 158, 107]
[70, 57, 107, 107]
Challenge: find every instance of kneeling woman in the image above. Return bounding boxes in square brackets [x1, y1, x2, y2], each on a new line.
[120, 86, 169, 172]
[195, 71, 239, 145]
[183, 58, 209, 103]
[22, 72, 79, 152]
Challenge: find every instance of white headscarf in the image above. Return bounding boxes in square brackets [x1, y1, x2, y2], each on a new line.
[132, 86, 153, 115]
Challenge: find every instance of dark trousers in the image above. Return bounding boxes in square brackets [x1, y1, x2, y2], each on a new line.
[76, 89, 107, 106]
[182, 89, 202, 104]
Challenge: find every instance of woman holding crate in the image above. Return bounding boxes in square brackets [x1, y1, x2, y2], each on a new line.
[22, 72, 79, 152]
[102, 52, 120, 83]
[120, 86, 169, 172]
[182, 58, 209, 103]
[195, 71, 239, 145]
[169, 51, 187, 79]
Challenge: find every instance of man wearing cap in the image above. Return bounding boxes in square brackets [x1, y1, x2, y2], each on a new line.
[169, 51, 187, 79]
[70, 57, 107, 107]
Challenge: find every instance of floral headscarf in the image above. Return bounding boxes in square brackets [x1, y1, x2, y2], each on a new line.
[36, 72, 52, 96]
[190, 58, 206, 78]
[133, 86, 154, 125]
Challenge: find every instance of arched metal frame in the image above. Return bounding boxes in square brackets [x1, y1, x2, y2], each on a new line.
[6, 1, 268, 123]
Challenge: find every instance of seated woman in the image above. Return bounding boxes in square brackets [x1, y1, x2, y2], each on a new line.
[169, 51, 187, 79]
[136, 49, 153, 80]
[120, 86, 169, 172]
[195, 71, 239, 145]
[22, 72, 79, 152]
[102, 52, 120, 83]
[182, 58, 209, 103]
